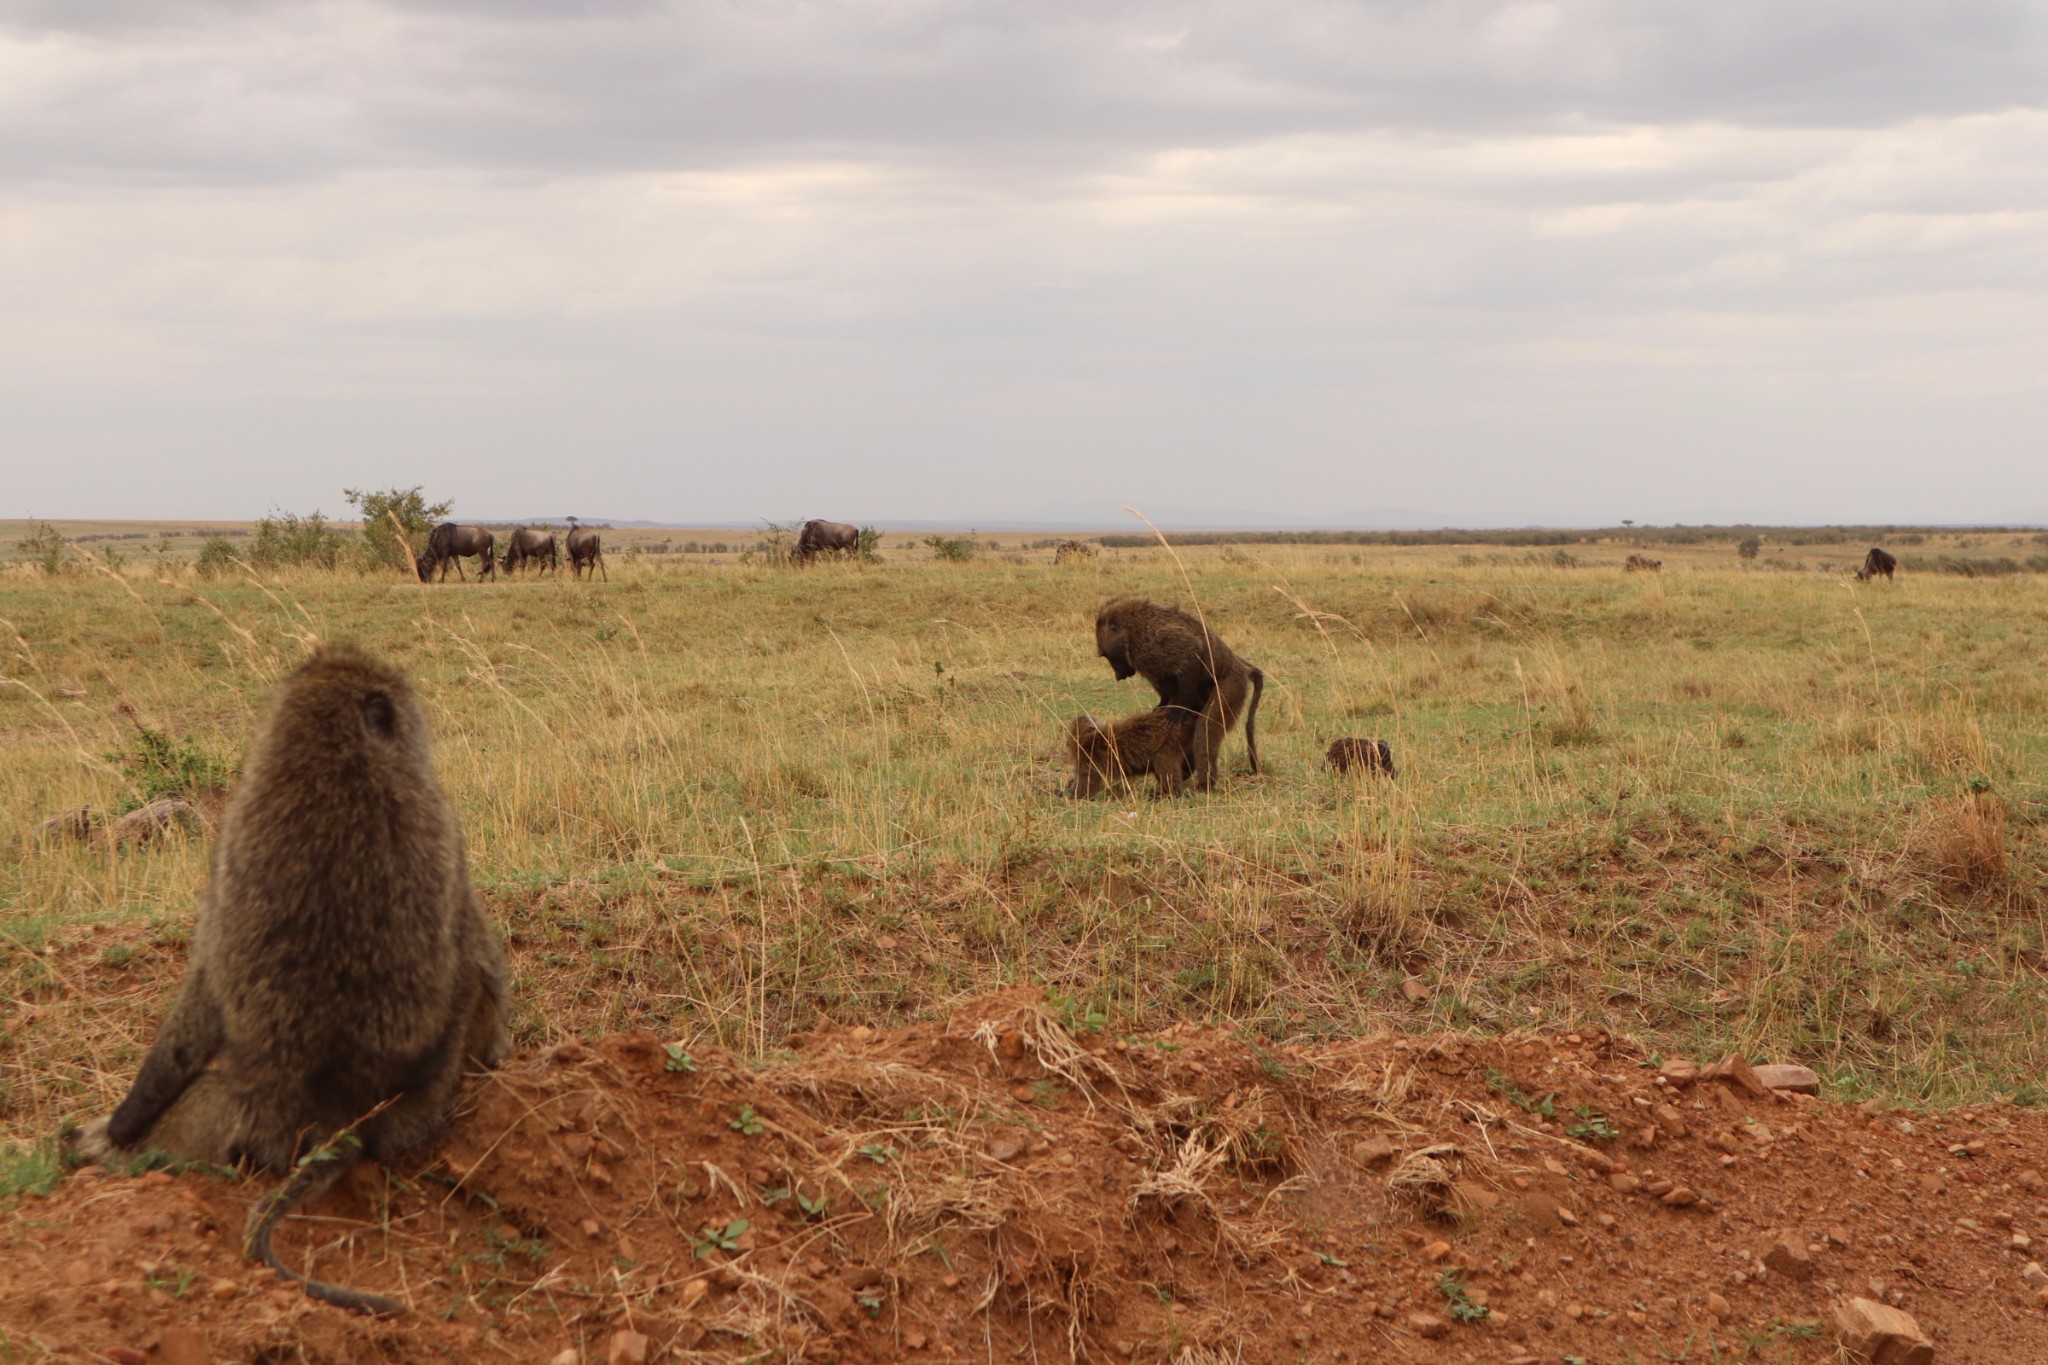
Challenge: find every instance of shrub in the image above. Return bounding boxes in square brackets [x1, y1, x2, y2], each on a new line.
[250, 510, 351, 570]
[924, 534, 975, 562]
[344, 485, 453, 572]
[15, 519, 67, 575]
[106, 722, 234, 811]
[194, 538, 240, 579]
[857, 526, 884, 562]
[1737, 535, 1761, 561]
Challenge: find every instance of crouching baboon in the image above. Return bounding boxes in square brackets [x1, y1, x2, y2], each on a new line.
[1094, 598, 1263, 791]
[1066, 708, 1197, 798]
[1855, 546, 1897, 582]
[1624, 554, 1662, 573]
[1053, 539, 1097, 565]
[1326, 737, 1396, 777]
[67, 645, 510, 1315]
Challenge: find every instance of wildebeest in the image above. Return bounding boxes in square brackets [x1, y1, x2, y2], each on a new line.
[1855, 546, 1898, 582]
[1624, 554, 1662, 573]
[416, 523, 496, 582]
[1053, 539, 1097, 565]
[1066, 709, 1197, 799]
[566, 523, 607, 581]
[1326, 737, 1396, 777]
[499, 527, 558, 576]
[793, 519, 860, 565]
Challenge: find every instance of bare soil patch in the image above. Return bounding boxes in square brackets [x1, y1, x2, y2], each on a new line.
[7, 989, 2048, 1363]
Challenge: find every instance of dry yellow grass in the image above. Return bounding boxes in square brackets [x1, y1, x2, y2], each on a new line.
[4, 528, 2048, 1168]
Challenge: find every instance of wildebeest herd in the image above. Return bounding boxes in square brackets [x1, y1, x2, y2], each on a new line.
[413, 518, 606, 583]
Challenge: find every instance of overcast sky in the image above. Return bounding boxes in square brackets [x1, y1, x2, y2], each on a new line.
[5, 0, 2045, 526]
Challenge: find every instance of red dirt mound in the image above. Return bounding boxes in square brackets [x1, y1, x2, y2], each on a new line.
[7, 989, 2048, 1362]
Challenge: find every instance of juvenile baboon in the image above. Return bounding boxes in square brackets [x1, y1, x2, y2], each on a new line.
[1325, 737, 1396, 777]
[1855, 546, 1897, 582]
[1094, 598, 1263, 791]
[1066, 708, 1197, 798]
[566, 522, 607, 581]
[1624, 554, 1662, 573]
[68, 645, 510, 1315]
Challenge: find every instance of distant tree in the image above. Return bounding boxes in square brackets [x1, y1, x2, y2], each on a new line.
[16, 519, 68, 575]
[1737, 535, 1761, 561]
[344, 486, 452, 572]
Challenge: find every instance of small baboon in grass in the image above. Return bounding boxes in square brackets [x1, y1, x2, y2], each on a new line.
[67, 645, 510, 1316]
[566, 520, 607, 581]
[1094, 597, 1263, 790]
[1067, 709, 1197, 798]
[1325, 737, 1396, 777]
[1624, 554, 1661, 573]
[1053, 539, 1097, 565]
[1856, 546, 1897, 582]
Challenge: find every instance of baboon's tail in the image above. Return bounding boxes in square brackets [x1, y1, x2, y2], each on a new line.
[245, 1136, 402, 1316]
[1244, 666, 1264, 775]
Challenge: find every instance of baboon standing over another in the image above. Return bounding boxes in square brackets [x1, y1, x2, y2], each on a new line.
[69, 646, 510, 1315]
[1066, 708, 1197, 798]
[1094, 598, 1263, 791]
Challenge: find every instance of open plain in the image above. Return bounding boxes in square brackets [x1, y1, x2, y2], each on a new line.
[5, 527, 2048, 1362]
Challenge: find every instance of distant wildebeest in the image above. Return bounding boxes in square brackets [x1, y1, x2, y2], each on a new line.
[1326, 737, 1396, 777]
[793, 519, 860, 565]
[1095, 598, 1263, 791]
[1624, 554, 1662, 573]
[1053, 539, 1097, 565]
[499, 527, 558, 577]
[566, 523, 607, 581]
[1855, 546, 1898, 582]
[1066, 709, 1197, 799]
[416, 523, 496, 582]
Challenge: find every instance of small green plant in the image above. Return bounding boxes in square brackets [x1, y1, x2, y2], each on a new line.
[924, 533, 975, 562]
[99, 943, 134, 969]
[144, 1266, 198, 1298]
[1566, 1109, 1621, 1142]
[250, 509, 352, 570]
[856, 525, 884, 562]
[692, 1218, 749, 1258]
[194, 537, 240, 579]
[1048, 990, 1107, 1034]
[858, 1142, 897, 1165]
[663, 1043, 697, 1073]
[105, 723, 233, 811]
[15, 519, 68, 575]
[1483, 1069, 1556, 1118]
[0, 1142, 61, 1201]
[1436, 1268, 1490, 1324]
[730, 1105, 765, 1136]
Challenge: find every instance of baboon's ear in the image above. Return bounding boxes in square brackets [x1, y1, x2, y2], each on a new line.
[361, 692, 397, 737]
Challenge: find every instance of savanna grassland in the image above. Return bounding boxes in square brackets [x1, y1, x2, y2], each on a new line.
[5, 525, 2048, 1174]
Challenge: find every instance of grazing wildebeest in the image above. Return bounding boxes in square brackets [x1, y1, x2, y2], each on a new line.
[1066, 709, 1197, 799]
[416, 523, 496, 582]
[566, 523, 607, 581]
[499, 527, 558, 577]
[793, 519, 860, 565]
[1624, 554, 1662, 573]
[1855, 546, 1898, 582]
[1326, 737, 1396, 777]
[1053, 539, 1097, 565]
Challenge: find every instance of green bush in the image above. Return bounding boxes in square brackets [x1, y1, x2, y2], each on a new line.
[251, 510, 352, 570]
[857, 526, 884, 562]
[1737, 535, 1761, 561]
[924, 534, 975, 562]
[194, 537, 240, 579]
[107, 724, 234, 811]
[345, 485, 453, 572]
[15, 519, 67, 575]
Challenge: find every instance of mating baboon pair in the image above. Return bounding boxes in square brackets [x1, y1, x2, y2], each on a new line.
[1067, 599, 1264, 796]
[69, 647, 509, 1316]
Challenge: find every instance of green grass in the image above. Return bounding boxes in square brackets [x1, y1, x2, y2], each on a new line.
[3, 539, 2047, 1149]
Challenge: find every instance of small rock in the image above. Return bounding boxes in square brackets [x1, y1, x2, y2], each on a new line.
[1353, 1138, 1398, 1168]
[1610, 1173, 1642, 1194]
[1555, 1205, 1580, 1227]
[1833, 1296, 1934, 1365]
[1763, 1235, 1814, 1281]
[679, 1277, 710, 1307]
[158, 1328, 209, 1365]
[1705, 1292, 1731, 1320]
[1702, 1052, 1769, 1099]
[60, 1260, 92, 1287]
[1400, 977, 1430, 1003]
[550, 1040, 590, 1065]
[549, 1351, 579, 1365]
[1421, 1240, 1453, 1262]
[2022, 1262, 2047, 1288]
[903, 1327, 928, 1349]
[1661, 1186, 1700, 1207]
[1658, 1059, 1701, 1087]
[1405, 1312, 1450, 1340]
[986, 1133, 1026, 1163]
[1652, 1105, 1688, 1139]
[1753, 1064, 1821, 1095]
[2023, 1170, 2048, 1194]
[607, 1329, 650, 1365]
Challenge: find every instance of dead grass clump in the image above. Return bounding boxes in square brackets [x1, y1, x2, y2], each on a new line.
[1918, 791, 2010, 894]
[1386, 1141, 1463, 1221]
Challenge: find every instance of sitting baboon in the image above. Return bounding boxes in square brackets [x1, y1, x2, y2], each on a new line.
[1325, 737, 1396, 777]
[1624, 554, 1662, 573]
[1855, 546, 1897, 582]
[1053, 539, 1097, 565]
[1066, 709, 1198, 798]
[68, 645, 510, 1315]
[1094, 598, 1263, 791]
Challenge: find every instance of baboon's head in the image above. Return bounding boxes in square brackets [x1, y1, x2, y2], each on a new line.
[1094, 600, 1138, 680]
